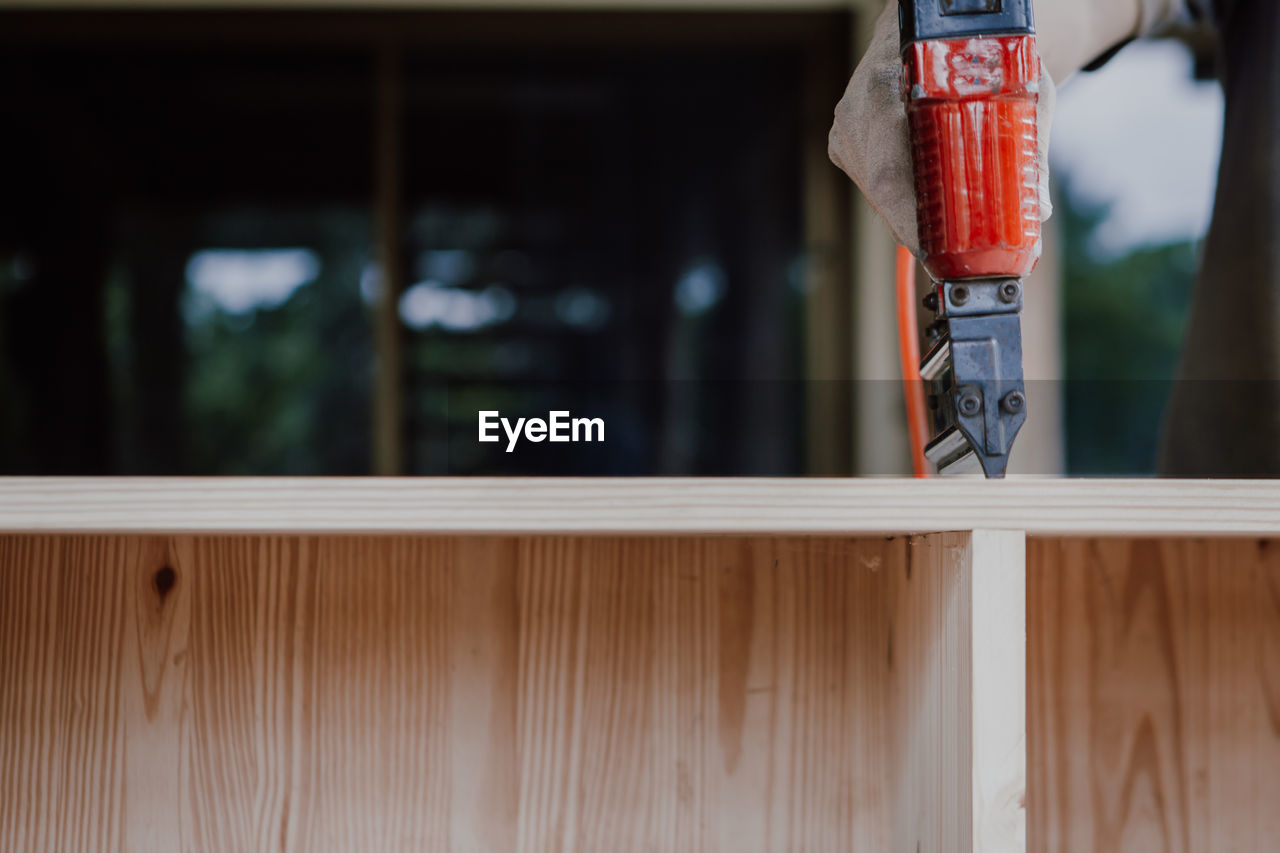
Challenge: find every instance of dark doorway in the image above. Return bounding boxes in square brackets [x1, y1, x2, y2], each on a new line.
[0, 10, 851, 475]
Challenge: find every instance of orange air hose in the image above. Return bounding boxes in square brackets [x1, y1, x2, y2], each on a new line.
[895, 244, 931, 478]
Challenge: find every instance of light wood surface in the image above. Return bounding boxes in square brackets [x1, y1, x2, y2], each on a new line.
[967, 531, 1027, 852]
[8, 524, 1279, 850]
[889, 531, 1026, 853]
[1, 478, 1278, 536]
[1028, 537, 1280, 852]
[1, 533, 920, 852]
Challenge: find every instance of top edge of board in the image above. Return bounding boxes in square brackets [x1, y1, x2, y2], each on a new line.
[0, 477, 1276, 537]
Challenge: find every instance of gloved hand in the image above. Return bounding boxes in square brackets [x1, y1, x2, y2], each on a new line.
[829, 0, 1196, 257]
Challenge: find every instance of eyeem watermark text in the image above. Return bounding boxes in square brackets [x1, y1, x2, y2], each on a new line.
[478, 411, 605, 453]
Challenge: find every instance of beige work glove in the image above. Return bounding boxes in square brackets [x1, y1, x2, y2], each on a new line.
[830, 0, 1195, 257]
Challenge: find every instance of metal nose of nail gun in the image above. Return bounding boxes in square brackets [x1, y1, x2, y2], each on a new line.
[919, 279, 1027, 478]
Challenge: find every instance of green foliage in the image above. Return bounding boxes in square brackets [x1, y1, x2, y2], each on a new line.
[1058, 183, 1199, 474]
[167, 211, 375, 475]
[181, 256, 373, 475]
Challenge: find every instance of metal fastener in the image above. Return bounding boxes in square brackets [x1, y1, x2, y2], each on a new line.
[957, 390, 982, 417]
[999, 282, 1021, 303]
[950, 285, 969, 306]
[922, 292, 940, 312]
[1001, 390, 1026, 414]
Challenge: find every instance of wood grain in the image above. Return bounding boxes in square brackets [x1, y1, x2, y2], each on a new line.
[1, 534, 907, 852]
[1028, 537, 1280, 852]
[888, 531, 1026, 853]
[1, 478, 1278, 536]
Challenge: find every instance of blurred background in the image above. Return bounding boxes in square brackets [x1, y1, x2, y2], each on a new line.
[0, 2, 1222, 476]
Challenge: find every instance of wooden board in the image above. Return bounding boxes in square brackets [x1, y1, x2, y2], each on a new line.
[0, 534, 910, 852]
[1028, 537, 1280, 852]
[889, 531, 1026, 853]
[1, 478, 1278, 536]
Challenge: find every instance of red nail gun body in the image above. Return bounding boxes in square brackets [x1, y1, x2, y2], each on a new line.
[899, 0, 1042, 477]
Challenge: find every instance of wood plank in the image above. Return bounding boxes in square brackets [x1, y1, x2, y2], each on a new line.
[0, 478, 1277, 536]
[0, 534, 897, 851]
[888, 530, 1026, 853]
[371, 45, 405, 477]
[1028, 537, 1280, 852]
[802, 29, 853, 476]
